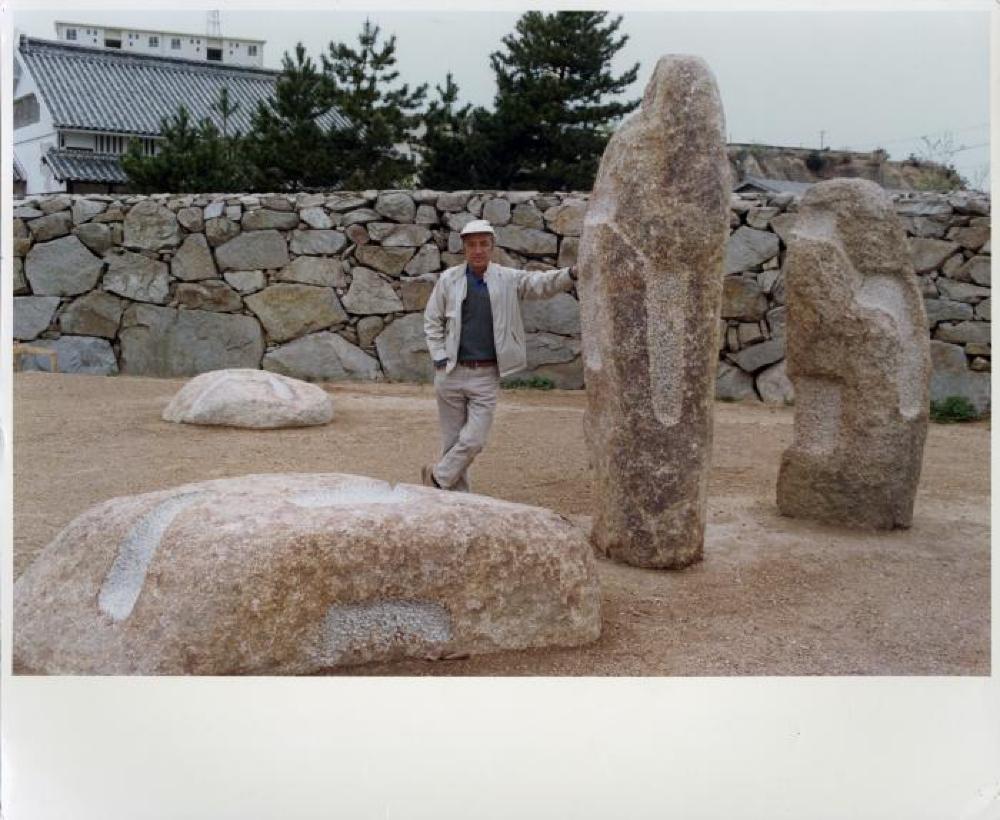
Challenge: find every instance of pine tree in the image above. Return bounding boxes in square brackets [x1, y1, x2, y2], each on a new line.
[206, 86, 252, 190]
[419, 73, 496, 189]
[122, 106, 196, 193]
[323, 19, 427, 188]
[212, 85, 241, 167]
[122, 100, 246, 193]
[484, 11, 640, 190]
[243, 43, 343, 191]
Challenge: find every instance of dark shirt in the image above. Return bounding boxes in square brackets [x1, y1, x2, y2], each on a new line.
[457, 266, 497, 362]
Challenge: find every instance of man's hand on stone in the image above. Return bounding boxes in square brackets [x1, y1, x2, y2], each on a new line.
[567, 266, 580, 299]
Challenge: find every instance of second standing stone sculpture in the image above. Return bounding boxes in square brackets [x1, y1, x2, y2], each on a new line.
[777, 178, 931, 529]
[578, 56, 730, 569]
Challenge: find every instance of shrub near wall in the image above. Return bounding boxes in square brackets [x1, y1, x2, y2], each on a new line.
[11, 188, 991, 412]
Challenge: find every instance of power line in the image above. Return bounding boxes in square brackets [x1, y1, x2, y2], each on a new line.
[949, 142, 990, 154]
[870, 122, 989, 147]
[828, 132, 989, 156]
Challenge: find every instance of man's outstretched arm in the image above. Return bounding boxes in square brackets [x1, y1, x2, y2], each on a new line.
[515, 265, 578, 301]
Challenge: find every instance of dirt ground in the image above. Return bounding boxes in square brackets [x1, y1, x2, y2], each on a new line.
[13, 372, 990, 676]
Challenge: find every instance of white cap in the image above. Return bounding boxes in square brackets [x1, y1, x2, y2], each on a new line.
[459, 219, 495, 237]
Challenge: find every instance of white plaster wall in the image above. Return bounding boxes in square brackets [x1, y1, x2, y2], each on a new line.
[12, 59, 62, 195]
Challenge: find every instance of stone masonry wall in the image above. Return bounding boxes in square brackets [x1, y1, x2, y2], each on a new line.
[11, 188, 991, 412]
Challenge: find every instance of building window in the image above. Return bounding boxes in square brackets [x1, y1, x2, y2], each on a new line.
[171, 38, 181, 49]
[62, 133, 94, 153]
[97, 134, 125, 154]
[149, 36, 159, 47]
[13, 94, 40, 128]
[94, 134, 154, 155]
[105, 38, 121, 48]
[66, 28, 77, 41]
[248, 44, 258, 56]
[207, 47, 222, 61]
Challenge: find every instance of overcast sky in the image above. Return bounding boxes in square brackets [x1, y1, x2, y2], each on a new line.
[10, 4, 991, 187]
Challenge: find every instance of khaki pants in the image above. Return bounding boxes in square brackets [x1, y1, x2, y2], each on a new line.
[433, 364, 500, 492]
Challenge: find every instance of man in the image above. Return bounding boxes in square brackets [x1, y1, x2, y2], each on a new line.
[422, 218, 578, 492]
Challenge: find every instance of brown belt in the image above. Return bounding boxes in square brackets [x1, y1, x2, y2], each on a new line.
[458, 359, 498, 369]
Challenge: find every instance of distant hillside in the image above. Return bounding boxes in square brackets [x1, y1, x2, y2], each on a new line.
[727, 144, 964, 191]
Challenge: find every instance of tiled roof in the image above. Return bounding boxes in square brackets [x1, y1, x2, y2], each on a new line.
[734, 176, 815, 195]
[18, 36, 348, 137]
[43, 148, 129, 183]
[734, 174, 910, 196]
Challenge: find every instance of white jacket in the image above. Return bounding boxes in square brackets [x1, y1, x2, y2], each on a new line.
[424, 262, 576, 378]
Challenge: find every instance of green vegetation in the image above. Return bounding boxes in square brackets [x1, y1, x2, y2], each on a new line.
[910, 166, 964, 192]
[419, 73, 494, 190]
[476, 11, 640, 190]
[501, 375, 556, 390]
[322, 20, 428, 188]
[124, 13, 641, 193]
[805, 150, 827, 173]
[930, 396, 979, 423]
[122, 94, 251, 193]
[242, 43, 343, 191]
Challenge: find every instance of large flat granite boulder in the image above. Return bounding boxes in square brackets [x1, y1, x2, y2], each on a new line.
[14, 473, 601, 674]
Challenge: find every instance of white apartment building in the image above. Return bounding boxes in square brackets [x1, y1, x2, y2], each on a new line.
[54, 21, 265, 68]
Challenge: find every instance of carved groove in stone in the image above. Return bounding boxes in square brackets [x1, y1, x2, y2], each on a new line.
[98, 491, 205, 621]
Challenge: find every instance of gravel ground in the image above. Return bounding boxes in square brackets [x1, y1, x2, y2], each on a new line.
[13, 372, 990, 676]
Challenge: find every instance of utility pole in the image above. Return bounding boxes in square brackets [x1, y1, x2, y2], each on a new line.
[819, 130, 826, 150]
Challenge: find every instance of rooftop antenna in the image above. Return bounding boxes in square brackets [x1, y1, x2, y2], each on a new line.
[207, 10, 221, 37]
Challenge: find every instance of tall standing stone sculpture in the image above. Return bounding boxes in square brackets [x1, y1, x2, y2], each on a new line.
[578, 56, 730, 569]
[777, 178, 931, 529]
